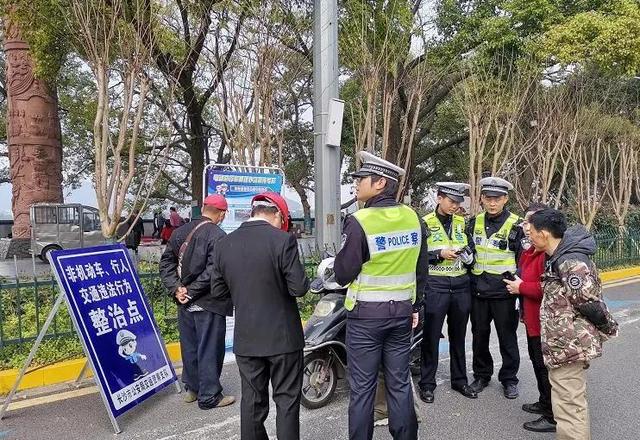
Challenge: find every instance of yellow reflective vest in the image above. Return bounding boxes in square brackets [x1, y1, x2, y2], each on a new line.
[471, 212, 519, 276]
[424, 212, 468, 277]
[345, 205, 422, 311]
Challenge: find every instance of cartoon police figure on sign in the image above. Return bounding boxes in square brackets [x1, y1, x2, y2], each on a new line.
[45, 243, 178, 433]
[116, 329, 149, 381]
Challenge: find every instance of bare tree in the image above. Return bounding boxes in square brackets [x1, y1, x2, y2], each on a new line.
[570, 107, 617, 229]
[68, 0, 176, 238]
[457, 63, 536, 213]
[511, 84, 581, 210]
[607, 124, 640, 235]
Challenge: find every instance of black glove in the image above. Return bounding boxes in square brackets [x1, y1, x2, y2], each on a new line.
[576, 301, 618, 335]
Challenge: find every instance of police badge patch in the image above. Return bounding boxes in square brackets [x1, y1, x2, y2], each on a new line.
[567, 274, 583, 290]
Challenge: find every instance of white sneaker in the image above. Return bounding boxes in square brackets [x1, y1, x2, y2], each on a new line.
[374, 417, 389, 427]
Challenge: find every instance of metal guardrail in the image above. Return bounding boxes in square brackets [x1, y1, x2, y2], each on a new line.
[0, 232, 639, 348]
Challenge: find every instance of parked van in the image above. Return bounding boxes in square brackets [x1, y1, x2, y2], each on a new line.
[30, 203, 103, 261]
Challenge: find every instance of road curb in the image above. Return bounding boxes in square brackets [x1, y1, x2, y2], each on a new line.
[600, 266, 640, 283]
[0, 342, 182, 396]
[2, 265, 639, 396]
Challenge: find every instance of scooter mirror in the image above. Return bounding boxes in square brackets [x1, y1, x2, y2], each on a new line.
[321, 250, 335, 259]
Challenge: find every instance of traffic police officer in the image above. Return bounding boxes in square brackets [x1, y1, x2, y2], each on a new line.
[418, 182, 477, 403]
[334, 151, 429, 440]
[467, 177, 525, 399]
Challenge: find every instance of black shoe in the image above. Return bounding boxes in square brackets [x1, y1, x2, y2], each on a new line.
[451, 384, 478, 399]
[469, 378, 490, 394]
[503, 383, 519, 399]
[523, 416, 557, 433]
[522, 402, 544, 415]
[418, 388, 434, 403]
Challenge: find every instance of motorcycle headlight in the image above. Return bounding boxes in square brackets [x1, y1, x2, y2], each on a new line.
[313, 300, 336, 317]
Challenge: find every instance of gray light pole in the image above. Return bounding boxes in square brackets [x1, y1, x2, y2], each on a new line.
[313, 0, 341, 251]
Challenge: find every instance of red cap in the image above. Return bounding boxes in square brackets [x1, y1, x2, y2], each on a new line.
[251, 192, 289, 232]
[203, 194, 228, 211]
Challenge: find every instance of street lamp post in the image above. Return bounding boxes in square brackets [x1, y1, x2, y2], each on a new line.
[313, 0, 341, 252]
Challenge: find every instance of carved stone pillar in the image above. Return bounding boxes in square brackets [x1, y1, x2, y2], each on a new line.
[4, 19, 63, 240]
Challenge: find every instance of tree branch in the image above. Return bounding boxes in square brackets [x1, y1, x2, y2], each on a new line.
[427, 132, 470, 156]
[198, 7, 246, 109]
[175, 0, 191, 50]
[185, 0, 219, 72]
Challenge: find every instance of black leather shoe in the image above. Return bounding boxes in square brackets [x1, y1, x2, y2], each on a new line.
[503, 383, 519, 399]
[452, 384, 478, 399]
[522, 402, 544, 415]
[469, 378, 490, 394]
[523, 416, 557, 433]
[419, 388, 434, 403]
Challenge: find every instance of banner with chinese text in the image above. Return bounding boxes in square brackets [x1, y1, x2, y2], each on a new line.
[49, 244, 177, 419]
[205, 168, 284, 234]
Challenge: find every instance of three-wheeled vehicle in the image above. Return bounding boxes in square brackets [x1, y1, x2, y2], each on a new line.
[30, 203, 103, 261]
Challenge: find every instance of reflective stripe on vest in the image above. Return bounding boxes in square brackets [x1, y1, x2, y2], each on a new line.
[424, 212, 468, 277]
[345, 205, 421, 311]
[471, 212, 519, 276]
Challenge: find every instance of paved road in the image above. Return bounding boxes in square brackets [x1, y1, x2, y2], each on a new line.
[2, 279, 640, 440]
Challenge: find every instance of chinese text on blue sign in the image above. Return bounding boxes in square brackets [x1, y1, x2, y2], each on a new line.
[206, 168, 283, 233]
[50, 244, 177, 419]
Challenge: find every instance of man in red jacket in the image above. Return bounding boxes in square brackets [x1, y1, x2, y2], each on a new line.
[504, 203, 556, 433]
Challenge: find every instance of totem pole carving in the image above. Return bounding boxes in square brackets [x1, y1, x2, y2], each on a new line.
[4, 18, 63, 238]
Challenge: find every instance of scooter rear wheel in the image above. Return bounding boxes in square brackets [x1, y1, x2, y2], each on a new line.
[301, 352, 338, 409]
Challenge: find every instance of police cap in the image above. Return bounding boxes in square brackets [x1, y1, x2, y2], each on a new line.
[479, 176, 513, 197]
[351, 151, 406, 182]
[436, 182, 470, 203]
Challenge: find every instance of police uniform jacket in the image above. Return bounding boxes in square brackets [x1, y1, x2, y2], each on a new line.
[426, 210, 473, 293]
[465, 209, 525, 299]
[334, 194, 429, 318]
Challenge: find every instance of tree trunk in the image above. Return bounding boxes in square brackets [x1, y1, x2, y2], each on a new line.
[184, 85, 207, 205]
[291, 181, 312, 232]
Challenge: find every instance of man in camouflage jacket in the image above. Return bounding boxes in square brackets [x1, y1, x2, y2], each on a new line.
[528, 209, 618, 440]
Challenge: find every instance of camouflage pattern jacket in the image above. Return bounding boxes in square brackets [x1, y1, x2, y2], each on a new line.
[540, 225, 618, 369]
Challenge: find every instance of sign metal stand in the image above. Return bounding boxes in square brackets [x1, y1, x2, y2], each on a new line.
[0, 245, 181, 434]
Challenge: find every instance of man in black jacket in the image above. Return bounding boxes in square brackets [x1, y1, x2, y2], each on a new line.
[117, 210, 144, 255]
[211, 192, 309, 440]
[159, 194, 235, 410]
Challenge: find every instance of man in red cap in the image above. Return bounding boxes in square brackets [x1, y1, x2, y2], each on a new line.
[159, 194, 235, 410]
[211, 191, 309, 440]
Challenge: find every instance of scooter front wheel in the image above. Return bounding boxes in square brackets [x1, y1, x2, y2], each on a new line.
[301, 351, 338, 409]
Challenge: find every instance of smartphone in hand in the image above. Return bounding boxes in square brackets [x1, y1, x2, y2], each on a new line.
[502, 271, 516, 281]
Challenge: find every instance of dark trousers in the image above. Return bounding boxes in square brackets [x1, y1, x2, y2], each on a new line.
[471, 296, 520, 385]
[346, 317, 418, 440]
[236, 351, 303, 440]
[419, 289, 471, 391]
[527, 335, 554, 420]
[178, 307, 226, 406]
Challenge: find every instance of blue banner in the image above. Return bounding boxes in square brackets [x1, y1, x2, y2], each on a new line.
[49, 244, 177, 419]
[205, 168, 284, 233]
